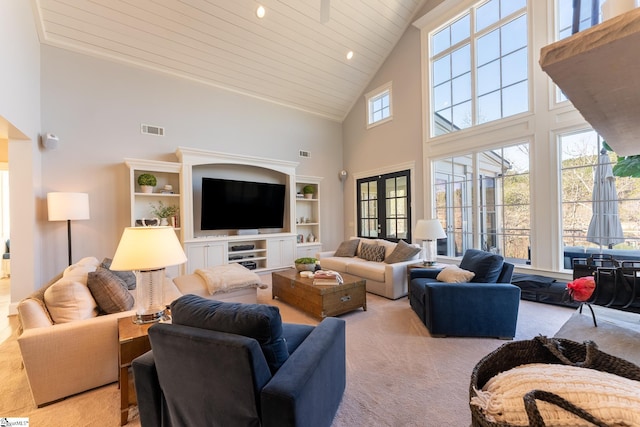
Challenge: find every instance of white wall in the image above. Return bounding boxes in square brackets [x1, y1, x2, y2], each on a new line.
[40, 45, 344, 280]
[0, 0, 42, 307]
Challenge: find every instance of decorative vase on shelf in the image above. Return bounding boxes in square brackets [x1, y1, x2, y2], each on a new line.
[159, 218, 169, 226]
[140, 185, 154, 194]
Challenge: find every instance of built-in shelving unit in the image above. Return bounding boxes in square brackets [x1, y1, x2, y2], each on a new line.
[539, 8, 640, 157]
[295, 176, 322, 259]
[176, 148, 298, 274]
[125, 158, 182, 230]
[125, 158, 183, 276]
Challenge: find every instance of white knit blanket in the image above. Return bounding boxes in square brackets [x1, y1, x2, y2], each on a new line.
[471, 363, 640, 426]
[195, 264, 266, 295]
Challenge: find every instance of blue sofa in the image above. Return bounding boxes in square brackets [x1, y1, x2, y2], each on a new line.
[409, 249, 519, 339]
[132, 295, 346, 427]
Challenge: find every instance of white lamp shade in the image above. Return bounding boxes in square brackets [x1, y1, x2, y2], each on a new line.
[414, 219, 446, 241]
[110, 226, 187, 271]
[47, 192, 90, 221]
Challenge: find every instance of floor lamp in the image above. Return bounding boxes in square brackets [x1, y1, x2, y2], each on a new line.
[110, 226, 187, 324]
[47, 192, 90, 266]
[414, 219, 446, 266]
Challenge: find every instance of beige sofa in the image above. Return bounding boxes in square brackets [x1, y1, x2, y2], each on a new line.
[17, 257, 182, 406]
[17, 258, 265, 407]
[317, 237, 421, 300]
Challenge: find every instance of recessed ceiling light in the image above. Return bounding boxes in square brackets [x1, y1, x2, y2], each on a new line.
[346, 51, 354, 60]
[256, 5, 266, 18]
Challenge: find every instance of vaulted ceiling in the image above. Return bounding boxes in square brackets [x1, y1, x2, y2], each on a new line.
[33, 0, 428, 121]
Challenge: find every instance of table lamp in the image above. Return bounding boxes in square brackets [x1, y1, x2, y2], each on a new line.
[414, 219, 446, 266]
[47, 192, 90, 265]
[110, 226, 187, 324]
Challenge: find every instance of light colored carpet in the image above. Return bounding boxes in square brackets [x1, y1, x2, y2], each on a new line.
[1, 277, 588, 426]
[554, 304, 640, 366]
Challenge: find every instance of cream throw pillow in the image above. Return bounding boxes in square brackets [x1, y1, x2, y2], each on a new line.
[471, 363, 640, 426]
[44, 278, 99, 323]
[436, 265, 475, 283]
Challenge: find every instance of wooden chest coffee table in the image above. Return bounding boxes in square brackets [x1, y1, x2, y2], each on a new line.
[272, 269, 366, 319]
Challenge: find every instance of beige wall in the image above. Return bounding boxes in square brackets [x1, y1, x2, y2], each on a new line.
[0, 0, 42, 307]
[341, 2, 436, 241]
[39, 46, 345, 281]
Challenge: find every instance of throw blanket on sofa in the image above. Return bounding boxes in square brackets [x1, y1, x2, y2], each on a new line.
[195, 264, 266, 295]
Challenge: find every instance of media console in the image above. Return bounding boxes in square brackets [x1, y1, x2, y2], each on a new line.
[184, 234, 296, 273]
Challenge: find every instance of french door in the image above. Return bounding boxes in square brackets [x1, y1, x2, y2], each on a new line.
[357, 170, 412, 242]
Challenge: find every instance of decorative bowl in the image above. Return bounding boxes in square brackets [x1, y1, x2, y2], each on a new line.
[295, 263, 316, 272]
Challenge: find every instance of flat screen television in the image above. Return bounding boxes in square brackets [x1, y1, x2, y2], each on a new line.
[201, 177, 286, 230]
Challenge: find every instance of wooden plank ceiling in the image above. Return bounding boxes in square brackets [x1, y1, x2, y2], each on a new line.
[33, 0, 427, 121]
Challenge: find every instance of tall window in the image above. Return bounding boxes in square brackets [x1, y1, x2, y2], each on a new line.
[434, 143, 530, 263]
[560, 130, 640, 269]
[366, 82, 392, 128]
[430, 0, 528, 136]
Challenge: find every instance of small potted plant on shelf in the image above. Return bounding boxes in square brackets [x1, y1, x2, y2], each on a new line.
[302, 185, 315, 199]
[137, 173, 157, 193]
[149, 201, 179, 226]
[294, 257, 318, 272]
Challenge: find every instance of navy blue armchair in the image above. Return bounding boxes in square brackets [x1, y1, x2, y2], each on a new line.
[132, 295, 346, 427]
[409, 249, 520, 339]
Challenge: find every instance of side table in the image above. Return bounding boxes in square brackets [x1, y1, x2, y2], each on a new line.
[118, 317, 153, 425]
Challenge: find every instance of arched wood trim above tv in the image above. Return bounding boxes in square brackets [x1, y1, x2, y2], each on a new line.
[176, 147, 299, 241]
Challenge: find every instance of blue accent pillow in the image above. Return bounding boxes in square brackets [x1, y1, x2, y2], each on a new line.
[171, 294, 289, 374]
[459, 249, 504, 283]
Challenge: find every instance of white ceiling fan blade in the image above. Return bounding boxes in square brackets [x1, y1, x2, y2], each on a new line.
[320, 0, 330, 23]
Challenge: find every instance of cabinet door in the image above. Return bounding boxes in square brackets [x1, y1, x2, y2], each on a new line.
[267, 237, 295, 269]
[186, 242, 225, 273]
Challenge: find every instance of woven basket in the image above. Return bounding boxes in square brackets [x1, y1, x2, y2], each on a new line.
[470, 336, 640, 427]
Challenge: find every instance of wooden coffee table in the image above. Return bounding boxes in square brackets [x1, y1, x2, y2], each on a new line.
[272, 269, 366, 318]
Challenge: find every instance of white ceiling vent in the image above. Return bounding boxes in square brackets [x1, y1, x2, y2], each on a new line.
[141, 124, 165, 136]
[299, 150, 311, 158]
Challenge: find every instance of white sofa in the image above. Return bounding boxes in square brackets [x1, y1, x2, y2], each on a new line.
[317, 237, 421, 300]
[16, 258, 260, 407]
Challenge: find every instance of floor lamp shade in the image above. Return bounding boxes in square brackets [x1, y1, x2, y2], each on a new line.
[414, 219, 446, 265]
[47, 192, 90, 221]
[110, 227, 187, 323]
[47, 192, 90, 265]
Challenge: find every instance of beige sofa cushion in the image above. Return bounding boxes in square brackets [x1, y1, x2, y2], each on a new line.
[319, 256, 356, 272]
[436, 265, 475, 283]
[62, 256, 100, 284]
[347, 260, 386, 283]
[44, 279, 99, 323]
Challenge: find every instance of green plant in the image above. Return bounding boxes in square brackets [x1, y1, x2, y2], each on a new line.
[302, 185, 314, 194]
[149, 201, 178, 218]
[604, 142, 640, 178]
[137, 173, 157, 187]
[294, 257, 317, 264]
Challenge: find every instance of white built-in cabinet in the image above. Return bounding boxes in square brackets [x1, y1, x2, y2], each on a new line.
[295, 176, 322, 259]
[125, 151, 323, 275]
[176, 148, 298, 274]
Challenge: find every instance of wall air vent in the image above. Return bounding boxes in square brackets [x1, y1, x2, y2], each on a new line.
[141, 124, 165, 136]
[299, 150, 311, 158]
